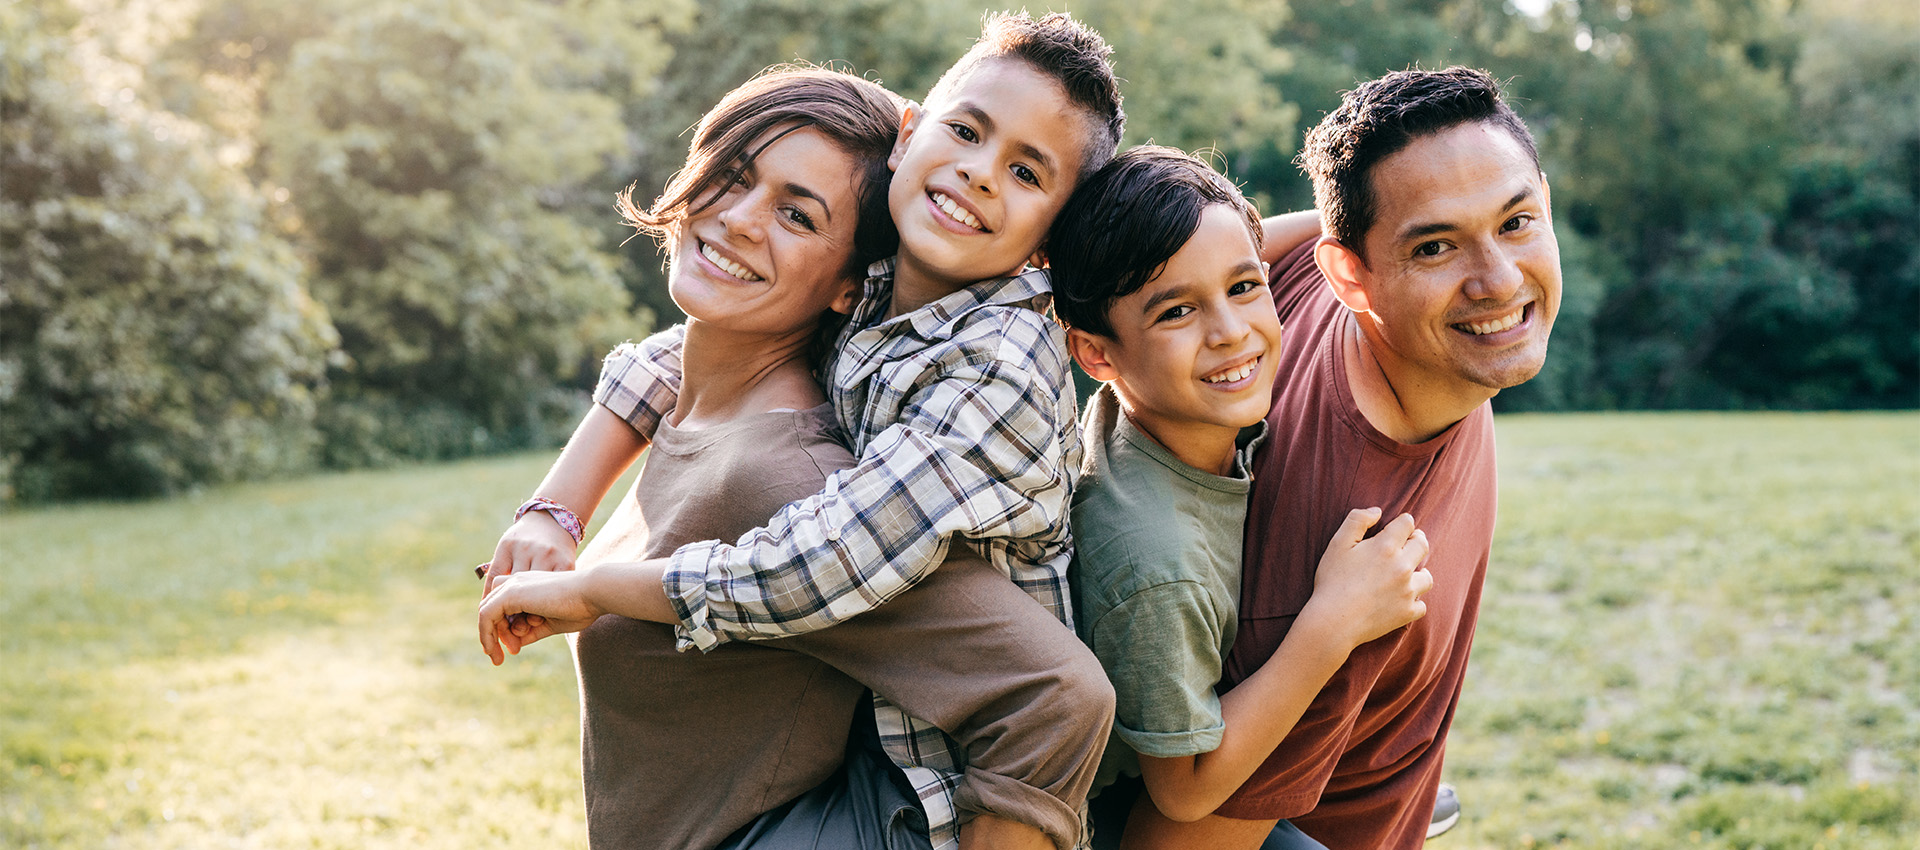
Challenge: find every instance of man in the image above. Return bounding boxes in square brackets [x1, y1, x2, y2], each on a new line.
[1133, 66, 1561, 849]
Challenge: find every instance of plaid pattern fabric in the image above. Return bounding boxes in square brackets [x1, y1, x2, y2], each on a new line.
[592, 261, 1083, 850]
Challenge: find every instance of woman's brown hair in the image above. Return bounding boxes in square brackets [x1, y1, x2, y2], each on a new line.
[618, 65, 904, 279]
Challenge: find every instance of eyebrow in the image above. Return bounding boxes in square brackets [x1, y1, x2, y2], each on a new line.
[1137, 260, 1263, 315]
[957, 104, 1058, 178]
[781, 182, 833, 224]
[1395, 186, 1535, 243]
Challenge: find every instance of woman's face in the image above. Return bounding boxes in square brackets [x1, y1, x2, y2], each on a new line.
[668, 125, 865, 335]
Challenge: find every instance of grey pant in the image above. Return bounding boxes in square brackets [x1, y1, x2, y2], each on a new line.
[574, 554, 1115, 850]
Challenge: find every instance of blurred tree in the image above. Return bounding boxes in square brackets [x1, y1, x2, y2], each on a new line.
[241, 0, 683, 463]
[0, 1, 335, 502]
[147, 0, 686, 465]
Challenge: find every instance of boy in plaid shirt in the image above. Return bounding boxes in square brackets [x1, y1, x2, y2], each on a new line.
[479, 13, 1125, 850]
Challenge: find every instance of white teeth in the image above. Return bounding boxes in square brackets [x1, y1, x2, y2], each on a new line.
[1459, 307, 1523, 335]
[931, 192, 985, 231]
[1203, 360, 1258, 384]
[700, 242, 761, 281]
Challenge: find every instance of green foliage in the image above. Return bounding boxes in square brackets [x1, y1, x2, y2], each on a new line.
[5, 0, 1914, 503]
[0, 2, 335, 502]
[252, 0, 662, 462]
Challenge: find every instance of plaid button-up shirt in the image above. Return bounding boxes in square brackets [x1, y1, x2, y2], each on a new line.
[591, 260, 1083, 849]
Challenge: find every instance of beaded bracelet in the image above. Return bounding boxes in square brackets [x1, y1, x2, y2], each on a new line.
[515, 496, 585, 546]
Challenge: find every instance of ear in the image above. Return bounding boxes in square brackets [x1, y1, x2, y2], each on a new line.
[828, 276, 860, 316]
[1066, 327, 1120, 383]
[887, 102, 922, 172]
[1539, 172, 1554, 223]
[1314, 235, 1373, 315]
[1029, 245, 1049, 270]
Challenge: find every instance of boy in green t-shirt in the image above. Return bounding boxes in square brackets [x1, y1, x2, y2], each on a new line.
[1048, 146, 1434, 849]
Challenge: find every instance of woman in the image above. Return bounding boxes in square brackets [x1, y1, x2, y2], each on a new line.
[477, 66, 911, 848]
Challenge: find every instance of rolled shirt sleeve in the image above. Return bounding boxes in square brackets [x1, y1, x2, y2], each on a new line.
[591, 324, 684, 438]
[1089, 581, 1231, 758]
[663, 336, 1076, 650]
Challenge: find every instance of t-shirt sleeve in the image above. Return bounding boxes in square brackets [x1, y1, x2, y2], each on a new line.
[1269, 238, 1324, 326]
[1088, 580, 1230, 759]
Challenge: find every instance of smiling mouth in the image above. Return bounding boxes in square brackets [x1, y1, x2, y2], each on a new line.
[930, 191, 988, 232]
[699, 241, 762, 282]
[1455, 305, 1526, 336]
[1202, 356, 1261, 385]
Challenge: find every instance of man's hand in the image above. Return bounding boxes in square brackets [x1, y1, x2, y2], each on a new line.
[482, 513, 579, 596]
[1304, 507, 1433, 650]
[477, 570, 602, 666]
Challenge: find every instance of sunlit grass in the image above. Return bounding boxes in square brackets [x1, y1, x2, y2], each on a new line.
[1448, 412, 1920, 849]
[2, 453, 637, 848]
[4, 413, 1916, 848]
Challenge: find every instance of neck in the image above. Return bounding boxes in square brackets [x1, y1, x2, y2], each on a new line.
[1115, 394, 1242, 477]
[675, 320, 823, 429]
[1344, 312, 1495, 444]
[886, 253, 974, 320]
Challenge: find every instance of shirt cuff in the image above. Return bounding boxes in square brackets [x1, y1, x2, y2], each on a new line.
[664, 539, 727, 652]
[1115, 722, 1226, 759]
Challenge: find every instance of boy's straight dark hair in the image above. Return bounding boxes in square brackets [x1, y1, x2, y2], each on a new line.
[1049, 146, 1262, 338]
[1299, 66, 1539, 259]
[926, 11, 1126, 180]
[619, 65, 904, 278]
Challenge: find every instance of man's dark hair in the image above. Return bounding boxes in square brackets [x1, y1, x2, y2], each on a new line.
[1298, 66, 1539, 259]
[1049, 146, 1262, 338]
[925, 11, 1126, 182]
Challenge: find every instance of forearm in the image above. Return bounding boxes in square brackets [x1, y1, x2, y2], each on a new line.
[1137, 604, 1352, 822]
[1258, 210, 1322, 266]
[582, 558, 680, 624]
[529, 404, 647, 525]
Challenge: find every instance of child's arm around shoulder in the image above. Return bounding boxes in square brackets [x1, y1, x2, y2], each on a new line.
[661, 305, 1079, 650]
[480, 326, 684, 592]
[1259, 210, 1323, 267]
[1133, 508, 1432, 823]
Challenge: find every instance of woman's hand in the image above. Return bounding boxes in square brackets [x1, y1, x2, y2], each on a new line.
[477, 570, 602, 665]
[1303, 507, 1433, 650]
[482, 513, 579, 596]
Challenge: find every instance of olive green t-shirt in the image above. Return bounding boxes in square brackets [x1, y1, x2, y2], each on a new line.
[1070, 384, 1266, 793]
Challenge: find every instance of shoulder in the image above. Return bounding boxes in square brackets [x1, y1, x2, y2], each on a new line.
[940, 302, 1069, 382]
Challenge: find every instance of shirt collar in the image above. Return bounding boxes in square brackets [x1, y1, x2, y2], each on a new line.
[853, 258, 1055, 342]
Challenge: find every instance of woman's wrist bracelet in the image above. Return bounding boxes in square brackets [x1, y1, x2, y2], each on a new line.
[515, 497, 585, 546]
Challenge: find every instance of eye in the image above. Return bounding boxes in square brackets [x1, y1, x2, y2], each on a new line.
[1501, 213, 1535, 234]
[1156, 304, 1194, 323]
[782, 206, 817, 232]
[1011, 163, 1039, 186]
[1228, 279, 1265, 297]
[948, 122, 978, 143]
[1413, 240, 1446, 258]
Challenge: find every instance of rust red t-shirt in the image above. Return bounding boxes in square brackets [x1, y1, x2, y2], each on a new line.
[1215, 241, 1498, 849]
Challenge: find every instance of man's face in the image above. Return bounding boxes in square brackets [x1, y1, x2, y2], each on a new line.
[1351, 122, 1561, 393]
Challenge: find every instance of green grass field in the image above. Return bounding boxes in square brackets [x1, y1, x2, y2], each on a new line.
[4, 413, 1916, 848]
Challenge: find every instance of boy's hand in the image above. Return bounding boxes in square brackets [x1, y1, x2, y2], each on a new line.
[477, 570, 602, 666]
[1305, 507, 1433, 649]
[482, 514, 579, 596]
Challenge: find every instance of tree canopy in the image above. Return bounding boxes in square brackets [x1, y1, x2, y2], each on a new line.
[3, 0, 1913, 502]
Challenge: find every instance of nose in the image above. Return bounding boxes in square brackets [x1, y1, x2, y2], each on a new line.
[1205, 301, 1253, 349]
[1463, 239, 1525, 303]
[715, 188, 768, 240]
[954, 155, 994, 197]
